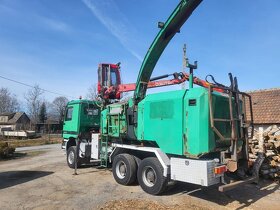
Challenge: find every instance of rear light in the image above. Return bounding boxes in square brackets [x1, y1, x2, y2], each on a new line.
[214, 165, 227, 174]
[97, 82, 101, 93]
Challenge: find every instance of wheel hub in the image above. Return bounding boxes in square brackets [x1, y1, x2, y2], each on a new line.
[68, 151, 75, 164]
[147, 170, 155, 182]
[142, 166, 157, 187]
[116, 161, 127, 179]
[120, 164, 126, 174]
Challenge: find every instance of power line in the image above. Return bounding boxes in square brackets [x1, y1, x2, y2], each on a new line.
[0, 74, 75, 99]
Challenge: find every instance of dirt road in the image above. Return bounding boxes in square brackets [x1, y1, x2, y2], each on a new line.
[0, 144, 279, 210]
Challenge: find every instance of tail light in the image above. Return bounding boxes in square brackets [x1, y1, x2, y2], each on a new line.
[214, 165, 227, 175]
[97, 82, 101, 94]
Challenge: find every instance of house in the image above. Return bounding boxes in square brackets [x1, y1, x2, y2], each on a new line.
[246, 88, 280, 130]
[35, 117, 62, 134]
[0, 112, 31, 131]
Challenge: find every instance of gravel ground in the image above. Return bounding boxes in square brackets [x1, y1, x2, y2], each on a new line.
[0, 144, 279, 210]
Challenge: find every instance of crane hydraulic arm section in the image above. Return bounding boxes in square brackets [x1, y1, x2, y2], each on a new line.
[133, 0, 202, 104]
[98, 63, 226, 100]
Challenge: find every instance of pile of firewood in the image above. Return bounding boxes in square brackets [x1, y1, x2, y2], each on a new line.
[0, 141, 15, 158]
[248, 125, 280, 179]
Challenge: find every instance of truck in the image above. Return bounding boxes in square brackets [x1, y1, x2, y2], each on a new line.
[63, 0, 264, 195]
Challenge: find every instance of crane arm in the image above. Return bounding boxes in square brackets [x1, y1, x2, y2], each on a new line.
[133, 0, 203, 104]
[102, 72, 225, 100]
[118, 72, 225, 93]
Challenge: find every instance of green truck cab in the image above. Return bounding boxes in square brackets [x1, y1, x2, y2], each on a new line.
[62, 99, 101, 151]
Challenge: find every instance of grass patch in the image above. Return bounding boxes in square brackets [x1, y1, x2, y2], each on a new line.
[3, 137, 62, 148]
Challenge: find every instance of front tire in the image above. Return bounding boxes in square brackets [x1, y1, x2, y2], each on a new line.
[137, 157, 167, 195]
[112, 153, 137, 185]
[67, 146, 81, 169]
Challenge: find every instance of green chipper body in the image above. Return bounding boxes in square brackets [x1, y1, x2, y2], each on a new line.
[101, 87, 237, 157]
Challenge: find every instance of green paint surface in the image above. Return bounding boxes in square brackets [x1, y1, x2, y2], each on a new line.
[184, 87, 212, 155]
[137, 90, 186, 155]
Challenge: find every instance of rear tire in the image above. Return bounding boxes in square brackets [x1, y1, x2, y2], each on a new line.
[67, 146, 81, 169]
[112, 153, 137, 185]
[137, 157, 167, 195]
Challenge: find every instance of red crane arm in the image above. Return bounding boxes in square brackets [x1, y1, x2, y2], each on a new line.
[103, 72, 225, 99]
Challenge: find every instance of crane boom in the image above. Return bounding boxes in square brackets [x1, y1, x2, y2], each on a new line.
[104, 72, 225, 99]
[133, 0, 202, 104]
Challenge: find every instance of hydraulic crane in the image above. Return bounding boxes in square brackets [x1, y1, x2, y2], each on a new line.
[97, 62, 225, 101]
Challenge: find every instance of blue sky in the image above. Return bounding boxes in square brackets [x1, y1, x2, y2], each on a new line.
[0, 0, 279, 104]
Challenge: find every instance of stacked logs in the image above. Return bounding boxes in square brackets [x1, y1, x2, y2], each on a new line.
[248, 125, 280, 179]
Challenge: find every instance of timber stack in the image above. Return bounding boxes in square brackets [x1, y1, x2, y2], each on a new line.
[248, 125, 280, 180]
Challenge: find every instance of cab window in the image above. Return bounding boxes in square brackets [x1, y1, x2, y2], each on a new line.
[84, 104, 99, 116]
[110, 69, 117, 86]
[65, 107, 73, 121]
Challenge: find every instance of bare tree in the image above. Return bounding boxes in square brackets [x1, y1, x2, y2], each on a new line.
[0, 87, 20, 113]
[51, 96, 68, 123]
[25, 85, 44, 123]
[86, 84, 98, 100]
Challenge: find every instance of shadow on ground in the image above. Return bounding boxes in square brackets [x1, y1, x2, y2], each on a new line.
[163, 179, 279, 209]
[0, 151, 46, 162]
[0, 152, 27, 161]
[0, 170, 54, 189]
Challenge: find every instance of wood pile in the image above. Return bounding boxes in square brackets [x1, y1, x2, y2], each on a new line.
[0, 141, 15, 158]
[249, 125, 280, 179]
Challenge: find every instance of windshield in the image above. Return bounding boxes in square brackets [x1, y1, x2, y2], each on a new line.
[102, 65, 119, 87]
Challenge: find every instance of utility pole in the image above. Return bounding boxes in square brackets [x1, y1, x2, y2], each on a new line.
[182, 44, 187, 89]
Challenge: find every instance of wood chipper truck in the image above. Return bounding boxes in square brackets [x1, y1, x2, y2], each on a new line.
[63, 0, 264, 195]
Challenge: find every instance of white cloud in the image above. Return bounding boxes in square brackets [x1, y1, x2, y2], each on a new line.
[82, 0, 143, 61]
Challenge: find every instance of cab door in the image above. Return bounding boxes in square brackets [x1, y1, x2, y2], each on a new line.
[63, 104, 79, 139]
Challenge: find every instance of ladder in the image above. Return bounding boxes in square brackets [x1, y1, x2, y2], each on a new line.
[99, 112, 120, 168]
[100, 135, 108, 167]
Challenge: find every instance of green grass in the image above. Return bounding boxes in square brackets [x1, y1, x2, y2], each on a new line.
[0, 136, 60, 161]
[3, 137, 62, 148]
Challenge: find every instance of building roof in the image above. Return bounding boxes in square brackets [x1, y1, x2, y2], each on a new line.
[0, 112, 30, 125]
[8, 112, 25, 124]
[0, 112, 15, 117]
[246, 88, 280, 124]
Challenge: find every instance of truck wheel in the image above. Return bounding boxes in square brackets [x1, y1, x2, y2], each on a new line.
[137, 157, 167, 195]
[67, 146, 81, 169]
[112, 154, 137, 185]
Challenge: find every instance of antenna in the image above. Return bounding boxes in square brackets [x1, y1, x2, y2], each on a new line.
[182, 44, 187, 89]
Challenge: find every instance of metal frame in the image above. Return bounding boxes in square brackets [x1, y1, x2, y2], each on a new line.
[207, 83, 254, 163]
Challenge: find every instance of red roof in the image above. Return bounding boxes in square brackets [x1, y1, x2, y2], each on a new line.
[246, 88, 280, 124]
